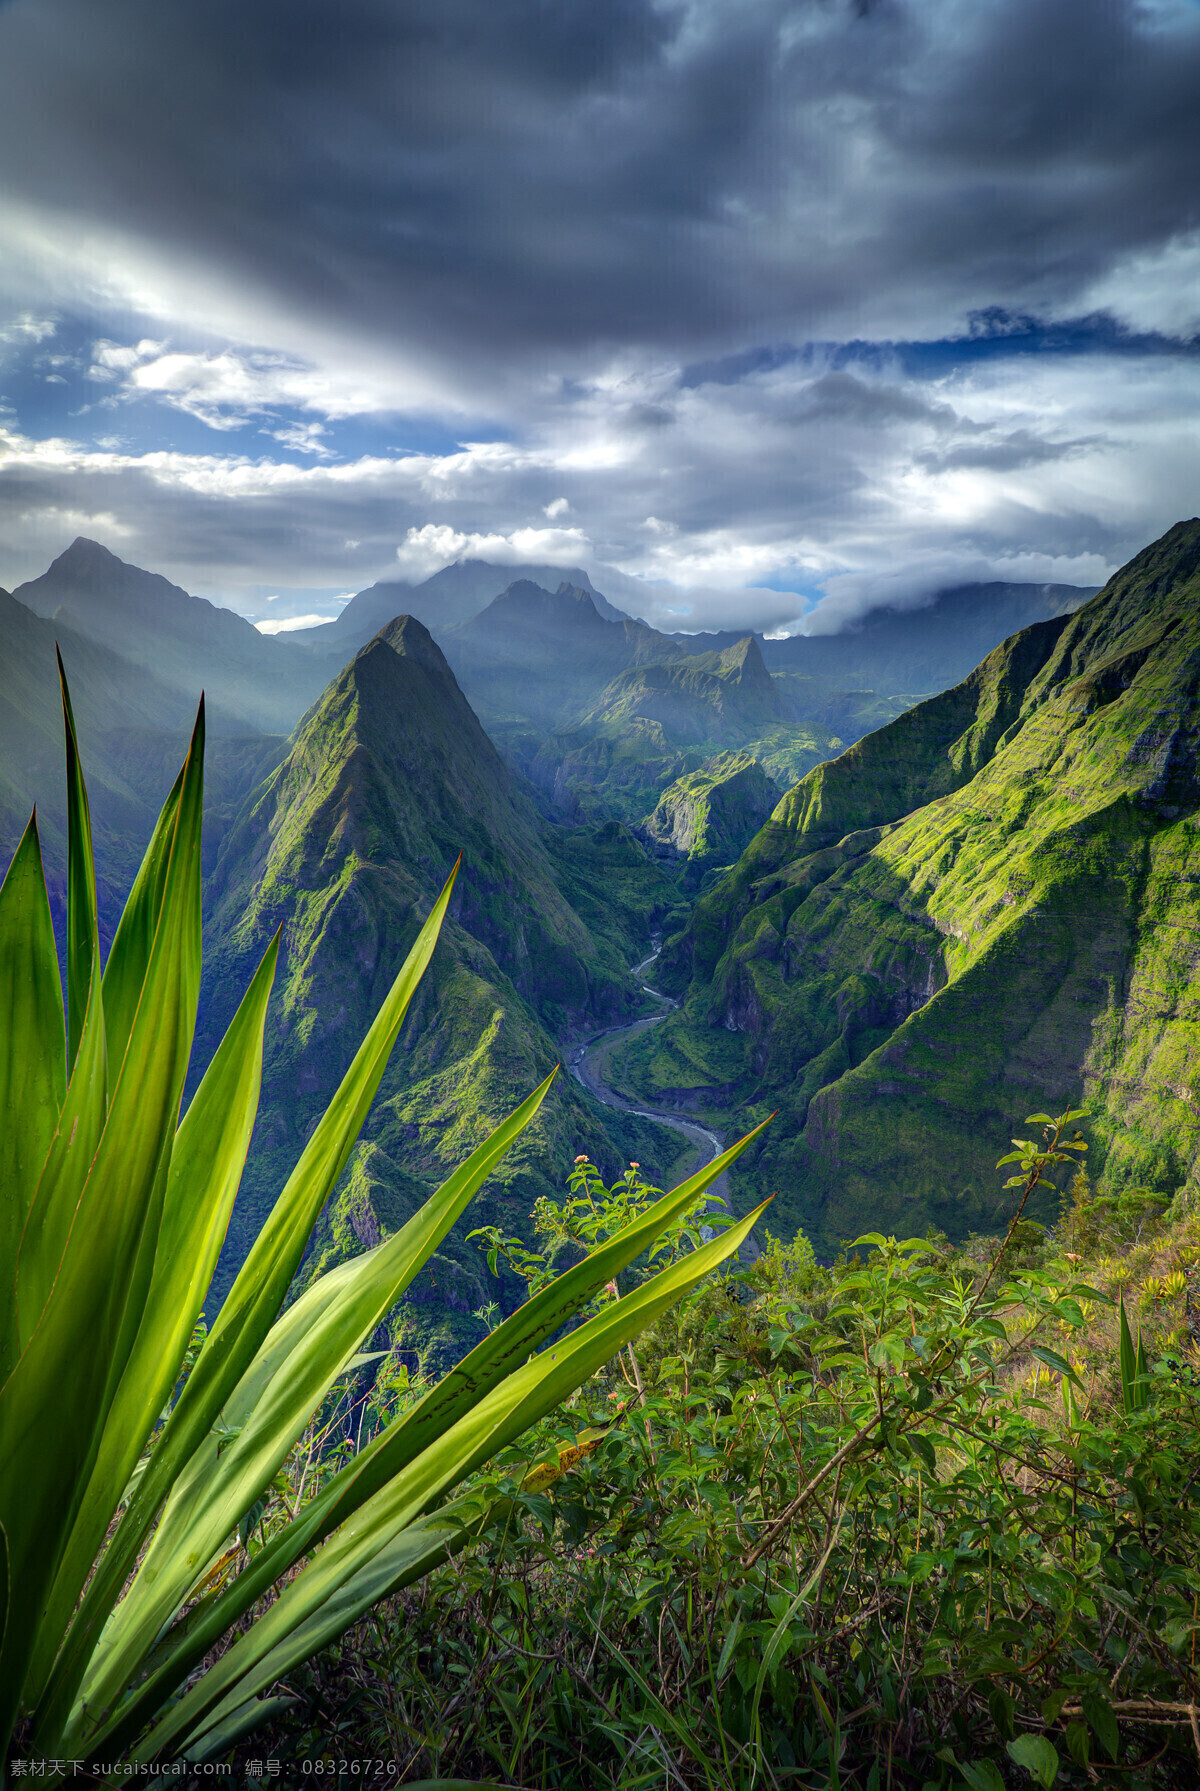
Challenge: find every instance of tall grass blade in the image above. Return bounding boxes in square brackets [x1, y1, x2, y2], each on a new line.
[1119, 1296, 1137, 1416]
[75, 1066, 555, 1730]
[55, 864, 458, 1746]
[57, 649, 99, 1076]
[100, 758, 185, 1086]
[0, 702, 202, 1743]
[83, 1123, 767, 1750]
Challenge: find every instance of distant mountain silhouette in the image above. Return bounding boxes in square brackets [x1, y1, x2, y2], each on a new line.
[440, 579, 680, 728]
[288, 558, 630, 653]
[14, 538, 329, 733]
[669, 581, 1096, 695]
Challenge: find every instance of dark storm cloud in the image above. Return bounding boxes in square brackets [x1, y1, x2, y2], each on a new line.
[2, 0, 1199, 374]
[914, 429, 1099, 474]
[786, 371, 957, 428]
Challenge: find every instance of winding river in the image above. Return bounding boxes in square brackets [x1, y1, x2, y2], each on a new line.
[568, 945, 742, 1233]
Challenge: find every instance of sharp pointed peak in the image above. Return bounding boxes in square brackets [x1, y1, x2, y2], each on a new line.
[56, 535, 127, 563]
[354, 612, 457, 680]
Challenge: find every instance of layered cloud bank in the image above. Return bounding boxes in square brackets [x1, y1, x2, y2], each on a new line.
[0, 0, 1197, 628]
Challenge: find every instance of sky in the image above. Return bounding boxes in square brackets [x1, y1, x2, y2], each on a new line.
[0, 0, 1198, 635]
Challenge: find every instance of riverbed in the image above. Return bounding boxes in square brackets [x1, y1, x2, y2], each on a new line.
[568, 945, 741, 1230]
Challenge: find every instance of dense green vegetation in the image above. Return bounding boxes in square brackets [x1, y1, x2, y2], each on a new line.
[239, 1109, 1200, 1789]
[643, 751, 782, 874]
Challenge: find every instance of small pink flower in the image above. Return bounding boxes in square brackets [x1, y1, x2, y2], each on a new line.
[574, 1154, 589, 1164]
[629, 1162, 640, 1170]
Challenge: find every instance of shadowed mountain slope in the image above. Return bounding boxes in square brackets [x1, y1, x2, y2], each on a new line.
[0, 584, 283, 934]
[613, 522, 1200, 1255]
[440, 579, 683, 729]
[14, 538, 330, 733]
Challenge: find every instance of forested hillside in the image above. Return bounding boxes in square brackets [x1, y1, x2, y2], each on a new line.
[612, 521, 1200, 1254]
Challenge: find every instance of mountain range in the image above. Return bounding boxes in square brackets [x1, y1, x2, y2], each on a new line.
[4, 526, 1155, 1354]
[288, 558, 630, 655]
[609, 521, 1200, 1255]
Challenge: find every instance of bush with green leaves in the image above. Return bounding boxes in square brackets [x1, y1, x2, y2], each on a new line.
[0, 670, 764, 1773]
[254, 1109, 1200, 1789]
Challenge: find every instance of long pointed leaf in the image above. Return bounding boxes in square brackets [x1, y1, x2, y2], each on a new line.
[74, 1066, 556, 1738]
[57, 650, 99, 1076]
[0, 706, 203, 1744]
[100, 759, 185, 1087]
[57, 866, 458, 1748]
[14, 949, 107, 1351]
[1119, 1297, 1137, 1416]
[181, 1498, 491, 1763]
[0, 814, 66, 1383]
[30, 934, 280, 1730]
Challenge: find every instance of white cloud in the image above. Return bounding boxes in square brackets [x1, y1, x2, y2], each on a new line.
[0, 313, 56, 346]
[271, 420, 333, 456]
[254, 611, 333, 634]
[1080, 231, 1200, 340]
[3, 336, 1200, 631]
[803, 551, 1114, 635]
[393, 522, 593, 580]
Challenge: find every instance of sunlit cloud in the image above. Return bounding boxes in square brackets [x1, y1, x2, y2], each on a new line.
[254, 611, 334, 634]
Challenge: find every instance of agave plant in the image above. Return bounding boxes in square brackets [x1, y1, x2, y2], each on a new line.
[0, 667, 765, 1771]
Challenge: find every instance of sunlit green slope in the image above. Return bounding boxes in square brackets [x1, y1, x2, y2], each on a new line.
[617, 520, 1200, 1254]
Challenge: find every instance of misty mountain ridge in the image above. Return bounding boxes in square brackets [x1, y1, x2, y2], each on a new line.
[289, 557, 631, 653]
[670, 579, 1096, 695]
[0, 536, 1101, 906]
[440, 578, 685, 730]
[13, 537, 332, 735]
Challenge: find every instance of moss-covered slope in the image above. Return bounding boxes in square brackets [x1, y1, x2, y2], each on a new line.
[202, 616, 682, 1345]
[621, 521, 1200, 1255]
[584, 636, 784, 741]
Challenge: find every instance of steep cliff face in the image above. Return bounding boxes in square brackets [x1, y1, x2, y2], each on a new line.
[642, 752, 780, 868]
[525, 638, 839, 826]
[628, 522, 1200, 1254]
[202, 616, 680, 1326]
